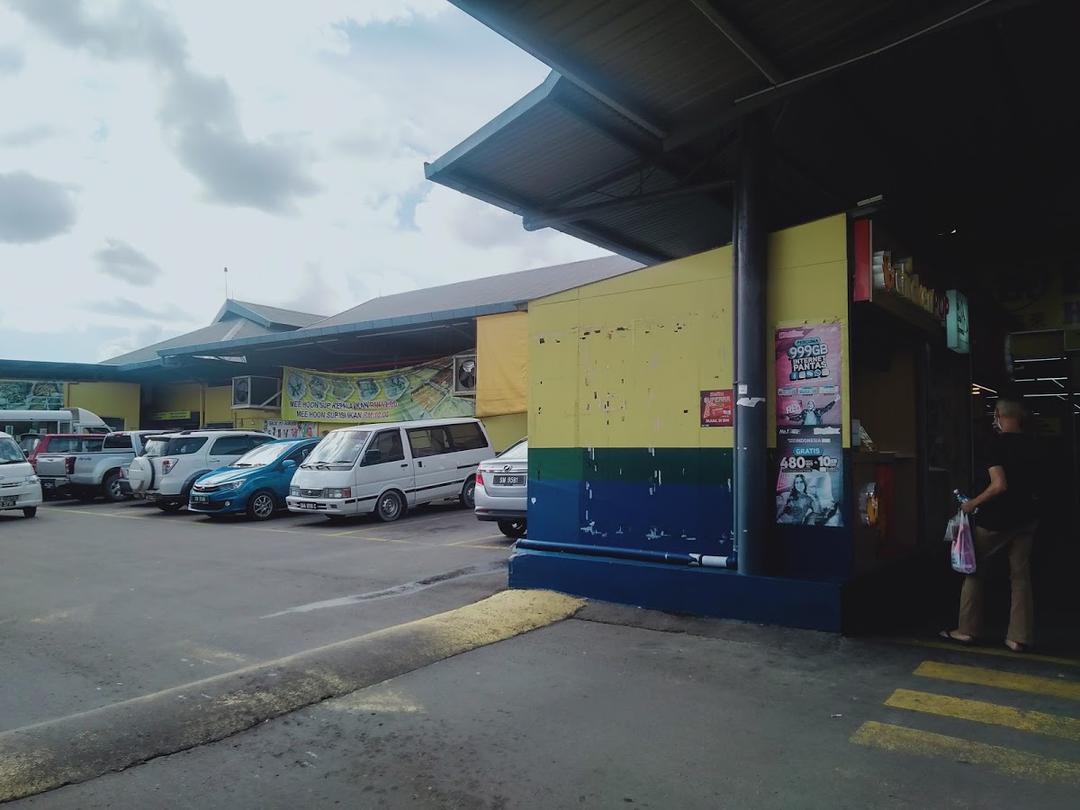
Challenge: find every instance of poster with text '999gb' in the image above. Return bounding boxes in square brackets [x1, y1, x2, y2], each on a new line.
[775, 323, 844, 527]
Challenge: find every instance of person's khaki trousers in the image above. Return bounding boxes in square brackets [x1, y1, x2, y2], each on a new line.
[958, 521, 1036, 644]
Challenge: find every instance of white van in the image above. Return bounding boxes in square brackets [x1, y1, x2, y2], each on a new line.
[0, 430, 43, 518]
[286, 418, 493, 522]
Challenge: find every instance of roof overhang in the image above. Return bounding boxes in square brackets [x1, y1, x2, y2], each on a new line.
[430, 0, 1077, 271]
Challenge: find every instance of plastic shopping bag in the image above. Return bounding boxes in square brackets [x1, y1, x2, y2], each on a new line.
[950, 512, 976, 575]
[943, 512, 961, 544]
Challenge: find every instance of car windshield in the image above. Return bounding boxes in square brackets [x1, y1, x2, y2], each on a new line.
[0, 438, 25, 465]
[498, 440, 528, 461]
[232, 443, 286, 468]
[304, 431, 370, 467]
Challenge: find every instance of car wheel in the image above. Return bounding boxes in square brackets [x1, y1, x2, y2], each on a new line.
[23, 507, 37, 518]
[459, 476, 476, 509]
[103, 472, 126, 503]
[497, 519, 527, 539]
[157, 501, 182, 512]
[247, 490, 276, 522]
[376, 490, 405, 522]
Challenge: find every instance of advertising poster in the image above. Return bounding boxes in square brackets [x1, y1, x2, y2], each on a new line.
[774, 323, 844, 527]
[0, 380, 65, 410]
[700, 389, 733, 427]
[282, 358, 475, 424]
[264, 420, 320, 439]
[775, 428, 844, 526]
[775, 324, 841, 427]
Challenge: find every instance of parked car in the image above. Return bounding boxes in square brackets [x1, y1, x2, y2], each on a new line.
[287, 418, 493, 522]
[187, 438, 319, 521]
[69, 430, 163, 502]
[126, 430, 274, 512]
[475, 439, 528, 538]
[31, 434, 106, 499]
[0, 431, 42, 518]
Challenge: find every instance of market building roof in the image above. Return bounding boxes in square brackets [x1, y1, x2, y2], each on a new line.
[429, 1, 1080, 273]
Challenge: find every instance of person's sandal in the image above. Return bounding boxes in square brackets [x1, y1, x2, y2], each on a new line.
[1005, 640, 1029, 653]
[938, 630, 974, 646]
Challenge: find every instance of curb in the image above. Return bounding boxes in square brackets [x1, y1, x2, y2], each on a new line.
[0, 589, 584, 803]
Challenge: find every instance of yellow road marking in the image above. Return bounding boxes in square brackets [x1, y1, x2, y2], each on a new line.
[886, 688, 1080, 742]
[56, 508, 147, 520]
[892, 638, 1080, 669]
[447, 535, 506, 546]
[457, 543, 512, 551]
[915, 661, 1080, 702]
[851, 721, 1080, 785]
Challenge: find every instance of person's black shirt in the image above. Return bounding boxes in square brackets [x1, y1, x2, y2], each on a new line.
[976, 432, 1038, 531]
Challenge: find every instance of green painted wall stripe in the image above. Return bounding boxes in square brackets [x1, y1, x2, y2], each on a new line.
[531, 447, 734, 485]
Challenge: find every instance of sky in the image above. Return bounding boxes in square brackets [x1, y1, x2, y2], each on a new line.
[0, 0, 606, 363]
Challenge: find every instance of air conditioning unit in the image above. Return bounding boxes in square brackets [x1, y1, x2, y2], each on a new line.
[232, 376, 281, 409]
[453, 354, 477, 396]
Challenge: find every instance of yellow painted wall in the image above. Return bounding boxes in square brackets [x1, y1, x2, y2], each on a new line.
[204, 386, 234, 426]
[766, 214, 851, 447]
[529, 213, 851, 450]
[233, 409, 279, 432]
[65, 382, 141, 430]
[476, 311, 528, 417]
[530, 246, 734, 450]
[481, 412, 527, 452]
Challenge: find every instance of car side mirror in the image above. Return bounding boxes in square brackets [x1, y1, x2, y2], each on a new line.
[282, 459, 297, 470]
[362, 448, 383, 466]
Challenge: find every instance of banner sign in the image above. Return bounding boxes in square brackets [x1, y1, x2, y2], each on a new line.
[282, 358, 475, 424]
[946, 289, 970, 354]
[700, 389, 733, 427]
[774, 324, 845, 527]
[0, 380, 64, 411]
[265, 420, 320, 439]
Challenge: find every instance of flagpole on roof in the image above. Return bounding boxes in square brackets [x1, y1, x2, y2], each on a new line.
[224, 266, 229, 300]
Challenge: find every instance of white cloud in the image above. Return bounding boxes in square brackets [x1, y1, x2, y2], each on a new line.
[94, 239, 162, 285]
[0, 1, 612, 362]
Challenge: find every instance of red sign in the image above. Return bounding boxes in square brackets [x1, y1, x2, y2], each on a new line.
[700, 389, 733, 427]
[853, 218, 872, 302]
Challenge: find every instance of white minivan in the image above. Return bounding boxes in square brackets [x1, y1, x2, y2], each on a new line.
[286, 418, 494, 522]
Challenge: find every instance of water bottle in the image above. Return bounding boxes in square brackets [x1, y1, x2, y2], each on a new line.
[953, 489, 968, 506]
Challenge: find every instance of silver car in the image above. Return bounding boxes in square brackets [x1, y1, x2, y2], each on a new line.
[474, 439, 527, 538]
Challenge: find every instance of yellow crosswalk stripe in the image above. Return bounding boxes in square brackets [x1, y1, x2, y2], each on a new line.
[915, 661, 1080, 702]
[893, 638, 1080, 669]
[851, 721, 1080, 785]
[885, 688, 1080, 742]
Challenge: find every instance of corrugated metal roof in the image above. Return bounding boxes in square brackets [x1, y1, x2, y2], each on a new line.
[224, 300, 326, 328]
[308, 255, 640, 329]
[100, 319, 276, 365]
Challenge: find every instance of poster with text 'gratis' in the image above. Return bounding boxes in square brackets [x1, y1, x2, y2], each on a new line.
[774, 323, 844, 527]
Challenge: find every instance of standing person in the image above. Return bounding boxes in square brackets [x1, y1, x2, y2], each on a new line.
[941, 397, 1039, 651]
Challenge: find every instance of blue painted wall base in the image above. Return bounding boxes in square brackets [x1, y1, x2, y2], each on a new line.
[509, 549, 844, 632]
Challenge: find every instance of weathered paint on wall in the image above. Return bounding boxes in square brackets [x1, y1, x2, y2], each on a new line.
[526, 214, 850, 561]
[65, 382, 141, 430]
[481, 412, 527, 452]
[476, 312, 527, 417]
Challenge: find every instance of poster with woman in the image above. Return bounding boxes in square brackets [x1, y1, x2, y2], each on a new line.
[775, 429, 844, 527]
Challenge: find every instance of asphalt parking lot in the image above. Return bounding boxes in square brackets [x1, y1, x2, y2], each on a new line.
[0, 498, 512, 733]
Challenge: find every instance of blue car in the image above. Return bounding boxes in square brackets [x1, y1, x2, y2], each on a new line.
[188, 439, 318, 520]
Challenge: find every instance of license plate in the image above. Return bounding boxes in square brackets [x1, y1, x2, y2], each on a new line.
[191, 495, 209, 504]
[297, 501, 318, 510]
[493, 475, 524, 486]
[0, 496, 15, 508]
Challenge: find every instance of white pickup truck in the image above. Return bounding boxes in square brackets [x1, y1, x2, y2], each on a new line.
[68, 430, 164, 502]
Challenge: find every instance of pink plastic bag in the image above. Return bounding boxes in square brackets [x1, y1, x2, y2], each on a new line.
[950, 512, 976, 575]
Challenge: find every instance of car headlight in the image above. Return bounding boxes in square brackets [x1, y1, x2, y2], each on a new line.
[325, 487, 352, 499]
[289, 486, 300, 497]
[22, 475, 39, 485]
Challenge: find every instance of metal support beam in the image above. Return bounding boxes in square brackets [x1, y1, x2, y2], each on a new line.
[734, 112, 769, 576]
[523, 180, 732, 231]
[688, 0, 785, 84]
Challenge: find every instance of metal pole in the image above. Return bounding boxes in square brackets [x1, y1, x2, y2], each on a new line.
[734, 112, 769, 576]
